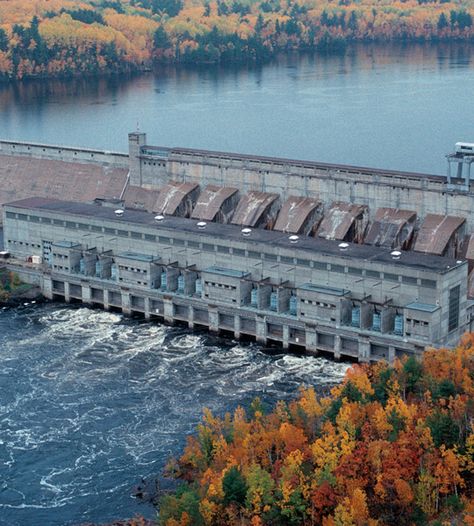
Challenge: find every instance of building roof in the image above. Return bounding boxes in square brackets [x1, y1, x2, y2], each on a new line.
[0, 154, 128, 209]
[203, 266, 250, 278]
[116, 252, 159, 262]
[405, 302, 440, 313]
[273, 196, 322, 234]
[414, 214, 465, 255]
[317, 202, 367, 241]
[191, 185, 239, 221]
[52, 240, 81, 248]
[231, 191, 279, 227]
[4, 197, 464, 274]
[154, 182, 199, 216]
[300, 283, 350, 296]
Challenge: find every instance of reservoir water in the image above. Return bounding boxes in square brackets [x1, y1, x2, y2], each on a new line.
[0, 43, 473, 525]
[0, 43, 473, 175]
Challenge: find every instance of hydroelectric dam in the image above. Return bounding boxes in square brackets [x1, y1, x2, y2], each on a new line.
[2, 133, 474, 362]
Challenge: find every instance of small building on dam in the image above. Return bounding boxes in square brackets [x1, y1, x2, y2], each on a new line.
[1, 133, 474, 362]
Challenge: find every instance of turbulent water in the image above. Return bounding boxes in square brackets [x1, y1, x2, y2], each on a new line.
[0, 303, 349, 526]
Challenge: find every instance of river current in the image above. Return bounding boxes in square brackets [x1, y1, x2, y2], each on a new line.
[0, 304, 349, 525]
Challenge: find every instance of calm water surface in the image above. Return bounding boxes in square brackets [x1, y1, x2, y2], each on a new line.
[0, 43, 473, 175]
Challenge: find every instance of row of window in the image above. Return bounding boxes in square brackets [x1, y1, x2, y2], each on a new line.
[301, 299, 336, 309]
[5, 212, 438, 289]
[7, 239, 41, 249]
[118, 265, 147, 274]
[118, 277, 149, 286]
[204, 281, 237, 290]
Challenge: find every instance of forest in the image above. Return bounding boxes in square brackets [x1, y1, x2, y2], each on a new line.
[0, 0, 473, 79]
[158, 337, 474, 525]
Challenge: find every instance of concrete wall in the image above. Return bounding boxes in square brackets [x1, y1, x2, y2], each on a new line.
[0, 139, 128, 168]
[130, 133, 474, 231]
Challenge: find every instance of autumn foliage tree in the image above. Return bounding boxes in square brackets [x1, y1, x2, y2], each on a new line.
[160, 336, 474, 525]
[0, 0, 473, 79]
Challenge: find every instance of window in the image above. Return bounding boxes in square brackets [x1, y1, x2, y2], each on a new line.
[77, 223, 89, 231]
[217, 245, 230, 254]
[144, 234, 156, 241]
[91, 225, 102, 233]
[264, 253, 277, 262]
[6, 211, 15, 219]
[159, 236, 171, 244]
[117, 229, 128, 237]
[188, 240, 199, 248]
[233, 248, 245, 256]
[348, 267, 363, 276]
[131, 231, 142, 239]
[65, 221, 76, 229]
[313, 261, 326, 270]
[105, 227, 116, 235]
[331, 264, 344, 273]
[29, 215, 40, 222]
[402, 276, 417, 285]
[202, 243, 214, 252]
[174, 238, 185, 246]
[366, 270, 380, 279]
[248, 250, 260, 259]
[297, 258, 310, 267]
[448, 284, 460, 332]
[384, 272, 399, 282]
[281, 256, 293, 264]
[421, 279, 437, 289]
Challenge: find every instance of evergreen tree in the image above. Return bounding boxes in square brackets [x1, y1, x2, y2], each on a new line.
[222, 466, 248, 506]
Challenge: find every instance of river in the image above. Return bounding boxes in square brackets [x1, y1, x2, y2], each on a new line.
[0, 43, 473, 175]
[0, 304, 348, 526]
[0, 42, 473, 525]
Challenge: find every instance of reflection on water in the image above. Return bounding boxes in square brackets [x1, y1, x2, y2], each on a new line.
[0, 304, 349, 526]
[0, 42, 473, 174]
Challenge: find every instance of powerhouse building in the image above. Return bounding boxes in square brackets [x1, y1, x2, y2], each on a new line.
[3, 197, 470, 362]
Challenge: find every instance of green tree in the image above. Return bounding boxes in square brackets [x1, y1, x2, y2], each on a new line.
[222, 466, 248, 506]
[427, 412, 460, 448]
[0, 28, 8, 52]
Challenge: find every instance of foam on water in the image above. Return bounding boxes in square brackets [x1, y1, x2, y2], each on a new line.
[0, 303, 349, 526]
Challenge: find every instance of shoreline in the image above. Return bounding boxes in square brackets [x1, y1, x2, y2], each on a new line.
[0, 39, 473, 85]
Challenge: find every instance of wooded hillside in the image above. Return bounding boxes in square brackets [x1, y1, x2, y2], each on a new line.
[0, 0, 473, 79]
[159, 336, 474, 525]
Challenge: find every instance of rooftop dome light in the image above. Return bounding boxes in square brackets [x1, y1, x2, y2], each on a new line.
[289, 235, 299, 244]
[154, 214, 164, 222]
[197, 221, 207, 230]
[391, 250, 402, 260]
[114, 209, 124, 217]
[338, 242, 349, 251]
[241, 228, 252, 237]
